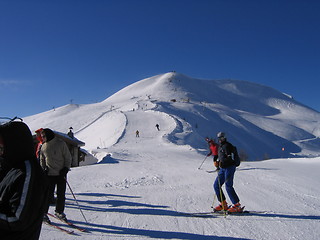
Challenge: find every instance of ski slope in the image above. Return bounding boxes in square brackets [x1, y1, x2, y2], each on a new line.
[39, 123, 320, 239]
[21, 72, 319, 239]
[38, 101, 319, 239]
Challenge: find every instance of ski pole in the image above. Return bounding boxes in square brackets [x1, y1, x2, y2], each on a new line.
[198, 156, 208, 169]
[217, 170, 227, 217]
[65, 179, 88, 223]
[211, 191, 217, 210]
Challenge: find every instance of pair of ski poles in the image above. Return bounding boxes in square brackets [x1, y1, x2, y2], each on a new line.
[198, 156, 227, 215]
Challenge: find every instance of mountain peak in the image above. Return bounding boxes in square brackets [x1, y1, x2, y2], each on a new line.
[24, 72, 320, 161]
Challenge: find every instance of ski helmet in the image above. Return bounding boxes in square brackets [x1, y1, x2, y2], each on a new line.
[217, 132, 226, 138]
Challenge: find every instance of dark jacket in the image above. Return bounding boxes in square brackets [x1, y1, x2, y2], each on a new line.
[0, 121, 48, 240]
[218, 140, 235, 168]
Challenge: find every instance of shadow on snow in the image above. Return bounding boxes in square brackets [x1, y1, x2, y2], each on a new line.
[64, 192, 320, 240]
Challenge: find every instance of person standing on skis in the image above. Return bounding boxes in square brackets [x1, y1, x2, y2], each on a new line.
[40, 128, 72, 223]
[213, 132, 242, 213]
[205, 138, 219, 170]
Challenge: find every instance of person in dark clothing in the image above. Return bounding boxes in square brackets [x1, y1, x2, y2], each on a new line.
[0, 120, 48, 240]
[155, 124, 160, 131]
[213, 132, 242, 213]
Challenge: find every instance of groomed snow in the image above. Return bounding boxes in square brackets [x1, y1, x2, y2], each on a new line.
[39, 135, 320, 239]
[22, 72, 319, 239]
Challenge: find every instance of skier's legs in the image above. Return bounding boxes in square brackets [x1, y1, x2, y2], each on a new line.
[213, 169, 226, 202]
[44, 176, 57, 214]
[55, 175, 67, 213]
[225, 165, 240, 204]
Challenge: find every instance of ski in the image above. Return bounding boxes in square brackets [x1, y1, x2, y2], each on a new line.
[44, 221, 75, 235]
[211, 210, 268, 215]
[48, 213, 89, 232]
[206, 170, 218, 173]
[212, 206, 246, 214]
[182, 207, 269, 217]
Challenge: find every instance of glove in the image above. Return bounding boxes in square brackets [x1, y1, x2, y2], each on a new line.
[207, 153, 211, 157]
[59, 167, 69, 176]
[43, 166, 49, 175]
[214, 161, 219, 168]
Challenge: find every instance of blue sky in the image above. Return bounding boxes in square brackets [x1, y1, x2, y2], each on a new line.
[0, 0, 319, 118]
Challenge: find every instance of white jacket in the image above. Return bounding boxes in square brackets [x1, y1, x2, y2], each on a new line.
[40, 137, 72, 176]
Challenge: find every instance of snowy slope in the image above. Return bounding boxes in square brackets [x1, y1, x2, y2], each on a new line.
[39, 154, 320, 240]
[21, 72, 320, 239]
[24, 72, 320, 160]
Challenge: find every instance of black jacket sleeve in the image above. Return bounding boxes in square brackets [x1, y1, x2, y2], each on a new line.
[0, 160, 48, 237]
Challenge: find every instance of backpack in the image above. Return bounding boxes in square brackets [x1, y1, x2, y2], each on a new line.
[231, 145, 241, 167]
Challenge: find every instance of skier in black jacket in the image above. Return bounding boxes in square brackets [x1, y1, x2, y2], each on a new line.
[213, 132, 242, 213]
[0, 120, 48, 240]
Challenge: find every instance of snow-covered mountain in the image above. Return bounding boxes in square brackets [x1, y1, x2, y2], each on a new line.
[20, 72, 320, 239]
[24, 72, 320, 161]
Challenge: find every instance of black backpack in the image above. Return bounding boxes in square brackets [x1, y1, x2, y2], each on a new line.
[231, 145, 241, 167]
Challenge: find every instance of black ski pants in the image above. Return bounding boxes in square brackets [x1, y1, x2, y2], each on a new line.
[44, 174, 67, 214]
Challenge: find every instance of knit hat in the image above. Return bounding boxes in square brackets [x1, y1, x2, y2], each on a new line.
[42, 128, 55, 142]
[0, 121, 35, 166]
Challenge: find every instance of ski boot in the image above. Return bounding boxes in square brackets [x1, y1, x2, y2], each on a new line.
[43, 214, 51, 224]
[213, 200, 228, 212]
[55, 212, 68, 222]
[227, 203, 243, 213]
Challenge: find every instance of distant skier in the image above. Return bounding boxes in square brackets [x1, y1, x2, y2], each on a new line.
[136, 130, 140, 137]
[205, 137, 219, 170]
[155, 124, 160, 131]
[213, 132, 242, 213]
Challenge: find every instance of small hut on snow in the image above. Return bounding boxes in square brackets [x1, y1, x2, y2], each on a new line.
[33, 129, 86, 167]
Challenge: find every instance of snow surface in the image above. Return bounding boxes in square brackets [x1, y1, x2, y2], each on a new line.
[22, 72, 320, 239]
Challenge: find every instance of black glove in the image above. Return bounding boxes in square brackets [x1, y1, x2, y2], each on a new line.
[43, 166, 49, 175]
[59, 167, 69, 176]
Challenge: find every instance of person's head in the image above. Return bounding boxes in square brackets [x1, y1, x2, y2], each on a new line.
[217, 132, 226, 143]
[35, 128, 44, 143]
[41, 128, 55, 143]
[0, 121, 35, 166]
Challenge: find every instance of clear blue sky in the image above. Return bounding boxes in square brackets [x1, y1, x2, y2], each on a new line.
[1, 0, 319, 118]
